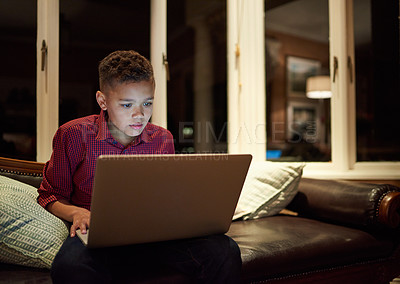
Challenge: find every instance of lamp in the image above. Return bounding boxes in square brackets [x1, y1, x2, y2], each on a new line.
[306, 75, 331, 99]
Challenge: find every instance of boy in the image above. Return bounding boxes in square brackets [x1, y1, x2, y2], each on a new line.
[37, 50, 241, 283]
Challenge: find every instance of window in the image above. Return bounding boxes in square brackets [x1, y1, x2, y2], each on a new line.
[167, 0, 227, 153]
[3, 0, 398, 179]
[265, 0, 331, 162]
[59, 0, 150, 126]
[353, 0, 400, 161]
[0, 0, 37, 161]
[259, 0, 399, 179]
[302, 0, 400, 178]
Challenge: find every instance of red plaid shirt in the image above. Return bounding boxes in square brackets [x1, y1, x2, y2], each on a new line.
[37, 110, 175, 210]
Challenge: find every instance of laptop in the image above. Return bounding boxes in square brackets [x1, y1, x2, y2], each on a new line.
[76, 153, 252, 248]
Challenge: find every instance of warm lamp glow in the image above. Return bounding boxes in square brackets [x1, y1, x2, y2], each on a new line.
[306, 76, 331, 99]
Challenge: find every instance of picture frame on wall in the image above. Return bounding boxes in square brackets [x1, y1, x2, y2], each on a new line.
[286, 100, 321, 143]
[286, 56, 321, 98]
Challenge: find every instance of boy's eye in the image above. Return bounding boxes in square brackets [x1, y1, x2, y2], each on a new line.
[122, 103, 132, 108]
[143, 102, 153, 107]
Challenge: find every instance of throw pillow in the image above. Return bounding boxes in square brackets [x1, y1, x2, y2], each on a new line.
[0, 175, 69, 269]
[233, 161, 305, 220]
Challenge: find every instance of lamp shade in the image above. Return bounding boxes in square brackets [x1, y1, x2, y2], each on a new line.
[306, 75, 331, 99]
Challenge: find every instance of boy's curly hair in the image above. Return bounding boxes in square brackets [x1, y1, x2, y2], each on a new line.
[98, 50, 154, 91]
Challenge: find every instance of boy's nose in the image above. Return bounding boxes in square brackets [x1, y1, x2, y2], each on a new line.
[132, 105, 144, 117]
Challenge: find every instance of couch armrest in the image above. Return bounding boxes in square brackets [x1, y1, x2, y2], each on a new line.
[379, 191, 400, 228]
[288, 178, 400, 229]
[0, 157, 45, 188]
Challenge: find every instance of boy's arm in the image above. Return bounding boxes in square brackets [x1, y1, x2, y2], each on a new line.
[38, 124, 88, 238]
[38, 125, 83, 208]
[47, 199, 91, 237]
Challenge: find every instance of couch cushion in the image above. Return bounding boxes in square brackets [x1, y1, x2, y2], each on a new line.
[0, 175, 69, 269]
[227, 216, 396, 283]
[233, 162, 305, 220]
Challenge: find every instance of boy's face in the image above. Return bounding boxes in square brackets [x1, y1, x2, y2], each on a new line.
[96, 81, 154, 146]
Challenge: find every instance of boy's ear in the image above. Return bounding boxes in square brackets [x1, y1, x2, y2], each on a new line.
[96, 91, 107, 111]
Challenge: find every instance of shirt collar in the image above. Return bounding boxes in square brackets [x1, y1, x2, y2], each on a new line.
[136, 125, 151, 143]
[96, 110, 112, 142]
[96, 110, 151, 144]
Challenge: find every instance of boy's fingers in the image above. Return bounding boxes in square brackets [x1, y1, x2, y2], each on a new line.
[70, 225, 77, 237]
[70, 211, 90, 237]
[70, 222, 87, 237]
[80, 224, 87, 234]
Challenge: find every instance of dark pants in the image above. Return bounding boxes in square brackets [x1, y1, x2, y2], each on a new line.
[51, 234, 242, 284]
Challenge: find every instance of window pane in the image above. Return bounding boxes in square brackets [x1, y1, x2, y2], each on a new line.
[354, 0, 400, 161]
[59, 0, 150, 125]
[167, 0, 227, 153]
[265, 0, 331, 162]
[0, 0, 37, 160]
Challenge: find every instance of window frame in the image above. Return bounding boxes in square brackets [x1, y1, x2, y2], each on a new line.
[227, 0, 267, 161]
[37, 0, 59, 162]
[150, 0, 168, 129]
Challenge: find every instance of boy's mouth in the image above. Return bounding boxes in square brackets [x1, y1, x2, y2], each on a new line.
[130, 123, 143, 130]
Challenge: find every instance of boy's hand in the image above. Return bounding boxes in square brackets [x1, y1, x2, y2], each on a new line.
[70, 207, 91, 237]
[47, 200, 91, 238]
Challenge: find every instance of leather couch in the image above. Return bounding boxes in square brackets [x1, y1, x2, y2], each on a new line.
[1, 157, 400, 283]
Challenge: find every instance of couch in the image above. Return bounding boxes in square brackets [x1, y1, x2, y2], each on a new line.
[0, 156, 400, 283]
